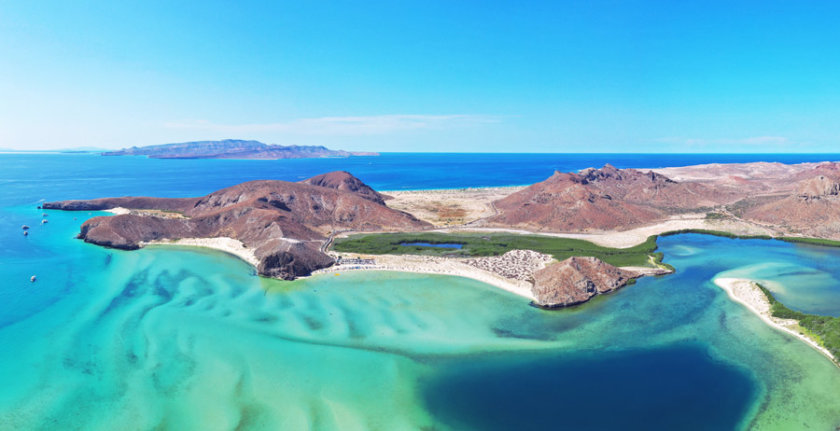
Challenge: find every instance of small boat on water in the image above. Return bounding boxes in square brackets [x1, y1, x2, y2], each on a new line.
[30, 275, 36, 282]
[41, 219, 48, 224]
[21, 225, 29, 230]
[23, 231, 28, 236]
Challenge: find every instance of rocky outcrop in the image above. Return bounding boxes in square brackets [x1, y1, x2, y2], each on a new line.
[797, 175, 840, 200]
[78, 215, 193, 250]
[45, 172, 429, 280]
[255, 240, 336, 279]
[531, 256, 638, 308]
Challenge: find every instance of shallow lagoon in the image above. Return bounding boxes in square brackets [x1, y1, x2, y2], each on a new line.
[3, 209, 840, 429]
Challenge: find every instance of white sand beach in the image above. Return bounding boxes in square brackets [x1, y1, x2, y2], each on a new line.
[141, 237, 260, 268]
[314, 252, 540, 301]
[104, 207, 131, 215]
[316, 250, 669, 302]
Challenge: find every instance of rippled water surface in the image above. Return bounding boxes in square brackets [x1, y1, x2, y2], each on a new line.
[3, 154, 840, 430]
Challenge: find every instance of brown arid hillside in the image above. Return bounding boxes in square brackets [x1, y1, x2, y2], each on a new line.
[488, 164, 737, 232]
[44, 172, 429, 279]
[656, 161, 840, 239]
[654, 161, 840, 195]
[736, 171, 840, 238]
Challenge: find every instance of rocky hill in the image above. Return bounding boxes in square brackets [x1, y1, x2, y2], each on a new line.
[300, 171, 387, 205]
[656, 161, 840, 239]
[531, 256, 639, 308]
[44, 172, 428, 279]
[488, 165, 736, 231]
[102, 139, 378, 160]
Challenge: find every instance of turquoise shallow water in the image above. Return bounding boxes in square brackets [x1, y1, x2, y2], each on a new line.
[3, 154, 840, 429]
[3, 211, 840, 429]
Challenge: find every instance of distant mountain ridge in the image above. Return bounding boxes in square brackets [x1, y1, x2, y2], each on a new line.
[102, 139, 378, 160]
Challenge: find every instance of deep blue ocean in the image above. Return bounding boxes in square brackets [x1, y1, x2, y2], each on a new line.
[2, 153, 840, 430]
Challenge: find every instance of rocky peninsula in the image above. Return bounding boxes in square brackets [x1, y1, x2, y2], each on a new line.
[44, 171, 428, 279]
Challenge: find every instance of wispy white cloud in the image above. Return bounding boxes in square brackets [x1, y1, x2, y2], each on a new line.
[164, 114, 499, 136]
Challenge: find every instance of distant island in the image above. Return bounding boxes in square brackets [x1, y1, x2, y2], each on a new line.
[102, 139, 379, 160]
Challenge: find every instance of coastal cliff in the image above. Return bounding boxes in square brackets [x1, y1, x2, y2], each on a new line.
[44, 172, 428, 280]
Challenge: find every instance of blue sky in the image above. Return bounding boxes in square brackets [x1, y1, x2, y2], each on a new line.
[1, 1, 839, 152]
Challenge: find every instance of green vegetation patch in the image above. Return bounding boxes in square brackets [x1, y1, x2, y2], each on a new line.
[756, 283, 840, 360]
[650, 251, 675, 271]
[778, 237, 840, 247]
[658, 229, 773, 240]
[333, 232, 658, 267]
[704, 212, 728, 221]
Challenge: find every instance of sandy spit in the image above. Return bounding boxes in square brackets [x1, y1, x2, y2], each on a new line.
[714, 277, 837, 366]
[313, 253, 538, 301]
